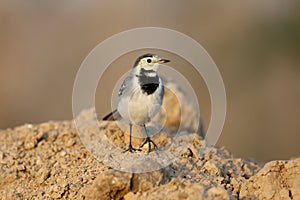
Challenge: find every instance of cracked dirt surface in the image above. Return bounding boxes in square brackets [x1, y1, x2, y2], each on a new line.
[1, 83, 299, 199]
[239, 159, 300, 199]
[0, 120, 254, 199]
[1, 120, 300, 199]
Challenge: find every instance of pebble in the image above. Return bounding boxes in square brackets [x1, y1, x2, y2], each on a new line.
[24, 141, 36, 150]
[37, 168, 50, 184]
[16, 164, 26, 171]
[66, 139, 76, 147]
[0, 151, 5, 163]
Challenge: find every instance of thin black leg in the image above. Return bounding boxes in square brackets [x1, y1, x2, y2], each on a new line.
[139, 124, 158, 153]
[129, 123, 132, 147]
[123, 123, 139, 153]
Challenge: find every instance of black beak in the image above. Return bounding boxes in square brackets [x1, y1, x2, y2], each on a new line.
[158, 58, 170, 64]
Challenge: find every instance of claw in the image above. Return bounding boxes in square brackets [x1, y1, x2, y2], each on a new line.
[123, 144, 142, 153]
[139, 137, 158, 153]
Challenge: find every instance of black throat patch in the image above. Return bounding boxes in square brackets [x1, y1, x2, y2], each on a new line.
[137, 69, 159, 95]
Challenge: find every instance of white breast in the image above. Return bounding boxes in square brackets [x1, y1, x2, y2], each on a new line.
[117, 78, 163, 125]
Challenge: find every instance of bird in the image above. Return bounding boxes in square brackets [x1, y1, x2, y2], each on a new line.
[102, 53, 170, 153]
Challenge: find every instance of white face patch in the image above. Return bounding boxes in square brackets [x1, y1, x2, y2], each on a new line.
[134, 63, 159, 75]
[138, 56, 160, 70]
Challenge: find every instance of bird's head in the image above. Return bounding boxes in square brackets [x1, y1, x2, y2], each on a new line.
[134, 53, 170, 71]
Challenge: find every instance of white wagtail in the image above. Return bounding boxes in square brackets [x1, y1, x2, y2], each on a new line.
[103, 53, 170, 153]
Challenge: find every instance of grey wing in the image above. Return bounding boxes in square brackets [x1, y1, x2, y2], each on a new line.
[118, 75, 133, 97]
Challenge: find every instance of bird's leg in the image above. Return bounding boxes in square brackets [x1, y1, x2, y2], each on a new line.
[139, 124, 158, 153]
[123, 123, 140, 153]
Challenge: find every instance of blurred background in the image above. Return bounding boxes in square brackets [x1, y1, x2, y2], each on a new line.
[1, 1, 299, 162]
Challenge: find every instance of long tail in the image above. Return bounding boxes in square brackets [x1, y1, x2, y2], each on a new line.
[102, 109, 122, 121]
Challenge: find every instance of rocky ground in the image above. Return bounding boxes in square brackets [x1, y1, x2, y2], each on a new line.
[1, 84, 299, 199]
[1, 120, 299, 200]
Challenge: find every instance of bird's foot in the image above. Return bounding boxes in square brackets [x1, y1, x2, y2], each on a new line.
[139, 137, 158, 153]
[123, 144, 141, 153]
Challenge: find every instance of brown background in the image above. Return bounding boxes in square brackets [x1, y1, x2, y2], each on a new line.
[1, 1, 299, 162]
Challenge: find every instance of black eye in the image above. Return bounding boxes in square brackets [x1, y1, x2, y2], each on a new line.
[147, 58, 152, 63]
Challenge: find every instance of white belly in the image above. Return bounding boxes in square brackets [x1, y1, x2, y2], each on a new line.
[118, 85, 163, 125]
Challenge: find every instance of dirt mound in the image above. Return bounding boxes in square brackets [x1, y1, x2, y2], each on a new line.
[1, 82, 300, 199]
[1, 121, 300, 199]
